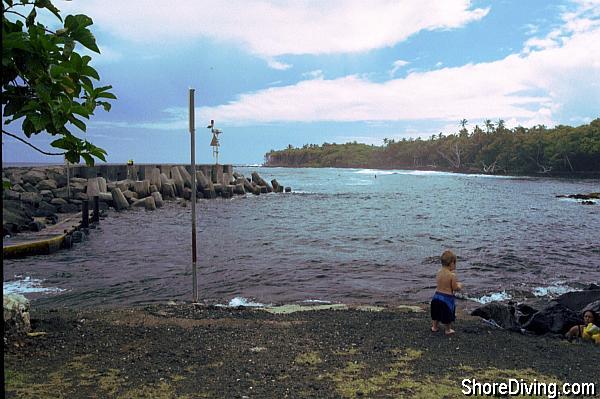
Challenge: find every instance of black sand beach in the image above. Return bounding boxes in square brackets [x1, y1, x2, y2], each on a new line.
[4, 304, 598, 398]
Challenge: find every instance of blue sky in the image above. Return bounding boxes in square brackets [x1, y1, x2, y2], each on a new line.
[3, 0, 600, 165]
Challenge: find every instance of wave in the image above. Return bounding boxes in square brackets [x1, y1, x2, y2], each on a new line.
[466, 291, 512, 304]
[3, 276, 66, 295]
[353, 168, 516, 179]
[215, 296, 268, 308]
[532, 283, 578, 297]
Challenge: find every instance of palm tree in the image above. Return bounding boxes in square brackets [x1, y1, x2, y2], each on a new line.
[484, 119, 494, 134]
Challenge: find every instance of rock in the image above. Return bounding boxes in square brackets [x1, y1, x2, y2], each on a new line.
[516, 303, 538, 326]
[45, 214, 59, 225]
[582, 300, 600, 315]
[39, 189, 54, 200]
[151, 191, 164, 208]
[3, 293, 31, 339]
[522, 302, 581, 334]
[29, 220, 45, 231]
[170, 167, 184, 196]
[285, 187, 292, 193]
[162, 182, 176, 200]
[251, 172, 273, 192]
[3, 200, 33, 233]
[234, 184, 245, 195]
[86, 177, 101, 197]
[34, 201, 58, 217]
[3, 190, 20, 201]
[122, 190, 138, 201]
[36, 179, 57, 191]
[97, 177, 107, 193]
[556, 290, 600, 312]
[97, 192, 113, 203]
[58, 203, 79, 213]
[11, 184, 25, 193]
[117, 180, 131, 192]
[20, 192, 42, 205]
[70, 181, 87, 195]
[182, 187, 192, 200]
[74, 192, 88, 201]
[51, 187, 70, 200]
[133, 180, 150, 198]
[50, 198, 68, 206]
[178, 166, 193, 188]
[22, 182, 39, 193]
[203, 190, 217, 199]
[22, 169, 46, 185]
[149, 184, 158, 193]
[144, 196, 157, 211]
[132, 199, 146, 208]
[471, 302, 521, 331]
[271, 179, 284, 193]
[149, 168, 162, 191]
[586, 283, 600, 290]
[196, 171, 211, 191]
[46, 170, 67, 187]
[213, 184, 223, 195]
[110, 187, 130, 211]
[242, 179, 255, 195]
[69, 199, 83, 206]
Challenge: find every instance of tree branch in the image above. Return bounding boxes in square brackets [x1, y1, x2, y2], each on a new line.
[2, 130, 65, 156]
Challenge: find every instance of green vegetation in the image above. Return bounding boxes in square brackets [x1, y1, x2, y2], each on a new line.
[2, 0, 115, 165]
[265, 119, 600, 175]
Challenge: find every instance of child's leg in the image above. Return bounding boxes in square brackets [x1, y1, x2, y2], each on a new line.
[431, 320, 439, 332]
[444, 323, 455, 335]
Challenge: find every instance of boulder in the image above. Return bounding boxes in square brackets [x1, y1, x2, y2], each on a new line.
[182, 187, 192, 200]
[213, 184, 223, 195]
[75, 192, 88, 201]
[242, 179, 255, 194]
[58, 203, 79, 213]
[251, 172, 273, 192]
[36, 179, 57, 191]
[98, 192, 113, 203]
[203, 190, 217, 199]
[556, 290, 600, 312]
[151, 191, 164, 208]
[132, 198, 146, 208]
[271, 179, 284, 193]
[178, 166, 193, 188]
[110, 187, 130, 211]
[23, 182, 39, 193]
[515, 303, 538, 326]
[522, 302, 581, 334]
[117, 180, 131, 192]
[50, 198, 68, 206]
[144, 196, 157, 211]
[86, 177, 101, 197]
[170, 167, 184, 196]
[3, 200, 33, 233]
[11, 184, 25, 193]
[471, 302, 521, 331]
[51, 186, 70, 200]
[98, 177, 108, 193]
[22, 169, 46, 185]
[20, 191, 42, 205]
[34, 201, 58, 217]
[285, 187, 292, 193]
[234, 184, 245, 195]
[46, 170, 67, 187]
[3, 293, 31, 339]
[39, 189, 54, 200]
[149, 168, 162, 191]
[162, 182, 176, 200]
[3, 190, 20, 201]
[149, 184, 158, 193]
[133, 180, 150, 198]
[29, 220, 45, 232]
[196, 170, 211, 190]
[122, 190, 138, 201]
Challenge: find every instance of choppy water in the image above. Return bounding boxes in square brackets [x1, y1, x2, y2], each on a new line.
[3, 167, 600, 309]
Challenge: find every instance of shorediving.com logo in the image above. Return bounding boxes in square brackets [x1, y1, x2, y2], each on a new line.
[461, 379, 596, 398]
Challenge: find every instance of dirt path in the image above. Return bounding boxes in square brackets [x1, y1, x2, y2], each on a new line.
[4, 304, 598, 398]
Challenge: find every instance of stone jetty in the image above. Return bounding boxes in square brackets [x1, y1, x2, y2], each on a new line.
[2, 164, 290, 237]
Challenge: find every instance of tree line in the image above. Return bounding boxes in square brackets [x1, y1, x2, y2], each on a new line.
[264, 119, 600, 176]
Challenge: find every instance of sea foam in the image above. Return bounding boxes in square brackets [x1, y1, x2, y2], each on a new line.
[3, 276, 66, 295]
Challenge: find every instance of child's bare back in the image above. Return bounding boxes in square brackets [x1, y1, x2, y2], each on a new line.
[436, 266, 462, 295]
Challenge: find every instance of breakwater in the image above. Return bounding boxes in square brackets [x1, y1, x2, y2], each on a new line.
[2, 163, 290, 242]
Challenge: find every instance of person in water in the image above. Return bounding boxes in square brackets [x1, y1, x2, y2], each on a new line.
[431, 250, 463, 335]
[565, 310, 599, 342]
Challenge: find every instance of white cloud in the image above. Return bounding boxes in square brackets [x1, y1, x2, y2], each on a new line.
[266, 58, 292, 70]
[389, 60, 410, 76]
[302, 70, 324, 80]
[61, 0, 489, 57]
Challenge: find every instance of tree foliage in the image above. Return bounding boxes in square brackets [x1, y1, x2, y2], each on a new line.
[265, 119, 600, 176]
[2, 0, 115, 164]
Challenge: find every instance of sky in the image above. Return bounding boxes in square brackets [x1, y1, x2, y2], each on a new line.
[3, 0, 600, 165]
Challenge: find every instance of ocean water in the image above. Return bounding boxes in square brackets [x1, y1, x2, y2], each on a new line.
[3, 167, 599, 309]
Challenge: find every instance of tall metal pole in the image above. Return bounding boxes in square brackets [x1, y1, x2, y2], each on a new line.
[189, 88, 198, 303]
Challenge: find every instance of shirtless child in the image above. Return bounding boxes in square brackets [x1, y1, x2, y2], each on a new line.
[431, 250, 463, 335]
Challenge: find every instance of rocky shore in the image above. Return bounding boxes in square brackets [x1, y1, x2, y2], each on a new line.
[3, 302, 597, 399]
[2, 165, 290, 239]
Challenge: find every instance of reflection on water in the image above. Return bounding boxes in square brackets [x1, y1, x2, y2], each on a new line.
[3, 167, 600, 308]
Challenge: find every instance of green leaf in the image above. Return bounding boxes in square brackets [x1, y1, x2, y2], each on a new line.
[81, 65, 100, 80]
[26, 8, 37, 28]
[72, 28, 99, 53]
[69, 116, 87, 132]
[81, 153, 94, 165]
[96, 92, 116, 100]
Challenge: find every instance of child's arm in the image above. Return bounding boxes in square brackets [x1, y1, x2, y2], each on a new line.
[451, 274, 463, 292]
